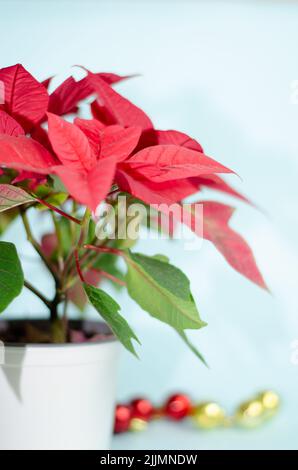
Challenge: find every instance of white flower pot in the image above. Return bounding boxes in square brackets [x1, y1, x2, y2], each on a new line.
[0, 320, 120, 450]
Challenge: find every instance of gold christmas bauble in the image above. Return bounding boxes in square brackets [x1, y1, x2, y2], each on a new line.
[129, 418, 148, 432]
[257, 391, 280, 417]
[192, 402, 226, 429]
[236, 399, 265, 428]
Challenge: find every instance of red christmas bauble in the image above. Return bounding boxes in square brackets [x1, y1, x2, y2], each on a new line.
[114, 405, 132, 433]
[165, 393, 192, 420]
[131, 398, 154, 420]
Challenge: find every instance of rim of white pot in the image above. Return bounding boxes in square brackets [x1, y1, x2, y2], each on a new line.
[0, 319, 119, 367]
[0, 319, 117, 348]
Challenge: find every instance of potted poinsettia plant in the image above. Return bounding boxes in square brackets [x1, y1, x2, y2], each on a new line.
[0, 64, 266, 450]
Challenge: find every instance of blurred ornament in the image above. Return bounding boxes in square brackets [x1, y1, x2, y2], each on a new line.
[114, 404, 132, 434]
[165, 393, 192, 420]
[131, 398, 153, 421]
[192, 402, 225, 429]
[257, 390, 280, 417]
[152, 407, 164, 420]
[236, 399, 264, 428]
[129, 417, 148, 432]
[114, 390, 280, 434]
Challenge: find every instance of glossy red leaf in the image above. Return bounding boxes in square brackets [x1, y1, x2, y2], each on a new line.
[47, 113, 94, 171]
[74, 118, 104, 158]
[74, 119, 141, 161]
[116, 168, 198, 205]
[41, 77, 53, 90]
[202, 201, 266, 288]
[30, 125, 53, 152]
[97, 72, 135, 85]
[47, 76, 90, 116]
[175, 201, 266, 289]
[0, 110, 24, 136]
[126, 145, 232, 182]
[90, 99, 117, 126]
[0, 64, 49, 130]
[0, 134, 57, 173]
[99, 125, 141, 161]
[87, 72, 153, 131]
[154, 129, 204, 153]
[47, 72, 133, 117]
[53, 156, 117, 211]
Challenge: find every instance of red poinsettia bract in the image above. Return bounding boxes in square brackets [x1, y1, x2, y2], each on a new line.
[0, 63, 266, 289]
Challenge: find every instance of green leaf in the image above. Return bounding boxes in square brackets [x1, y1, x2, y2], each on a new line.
[84, 283, 140, 356]
[0, 184, 35, 213]
[177, 330, 208, 367]
[151, 254, 169, 263]
[125, 251, 206, 331]
[0, 241, 24, 312]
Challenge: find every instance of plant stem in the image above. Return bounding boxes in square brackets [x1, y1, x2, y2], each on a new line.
[20, 210, 60, 285]
[21, 209, 65, 325]
[74, 249, 85, 283]
[63, 208, 91, 277]
[50, 292, 61, 322]
[70, 200, 78, 244]
[93, 269, 126, 286]
[83, 244, 126, 258]
[24, 280, 52, 309]
[70, 208, 91, 283]
[51, 211, 64, 271]
[78, 208, 91, 247]
[35, 197, 81, 225]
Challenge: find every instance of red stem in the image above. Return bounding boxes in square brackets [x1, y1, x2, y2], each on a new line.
[83, 244, 126, 258]
[92, 268, 126, 286]
[74, 250, 85, 283]
[36, 198, 82, 225]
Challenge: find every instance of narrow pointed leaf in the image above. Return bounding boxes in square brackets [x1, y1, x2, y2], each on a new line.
[47, 113, 94, 171]
[74, 118, 104, 158]
[48, 72, 134, 116]
[116, 169, 198, 205]
[176, 330, 208, 366]
[84, 283, 140, 356]
[201, 202, 267, 289]
[155, 129, 204, 153]
[126, 145, 232, 182]
[176, 201, 267, 289]
[74, 120, 141, 162]
[100, 125, 141, 161]
[48, 76, 91, 116]
[87, 72, 153, 131]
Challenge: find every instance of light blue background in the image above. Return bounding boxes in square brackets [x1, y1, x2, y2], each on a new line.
[0, 0, 298, 449]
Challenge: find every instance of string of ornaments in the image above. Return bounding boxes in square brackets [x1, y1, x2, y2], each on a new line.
[114, 391, 280, 434]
